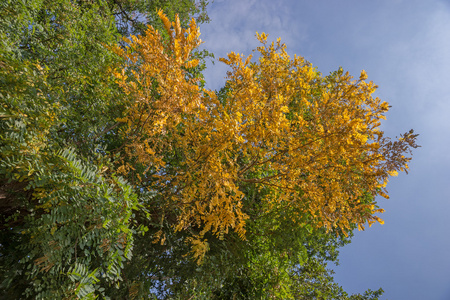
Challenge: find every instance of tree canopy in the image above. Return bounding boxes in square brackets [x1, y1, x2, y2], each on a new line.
[1, 1, 418, 299]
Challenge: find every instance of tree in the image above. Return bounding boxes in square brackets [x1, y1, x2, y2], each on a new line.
[106, 11, 417, 299]
[1, 2, 418, 299]
[112, 14, 418, 262]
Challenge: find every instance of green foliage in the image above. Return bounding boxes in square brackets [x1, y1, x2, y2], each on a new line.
[1, 0, 137, 298]
[110, 0, 211, 37]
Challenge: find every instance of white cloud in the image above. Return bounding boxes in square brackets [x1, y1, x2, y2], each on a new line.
[199, 0, 308, 90]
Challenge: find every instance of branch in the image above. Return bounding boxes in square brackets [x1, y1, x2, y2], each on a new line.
[93, 122, 121, 142]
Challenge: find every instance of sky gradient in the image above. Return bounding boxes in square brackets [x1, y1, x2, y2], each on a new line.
[198, 1, 450, 299]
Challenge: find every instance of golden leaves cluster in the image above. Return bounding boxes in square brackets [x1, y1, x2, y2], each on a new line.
[112, 12, 418, 262]
[218, 33, 418, 234]
[111, 11, 248, 261]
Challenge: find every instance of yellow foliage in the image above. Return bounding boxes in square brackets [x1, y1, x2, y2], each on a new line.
[112, 12, 417, 263]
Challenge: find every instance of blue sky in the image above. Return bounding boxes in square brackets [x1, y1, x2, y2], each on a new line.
[198, 0, 450, 299]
